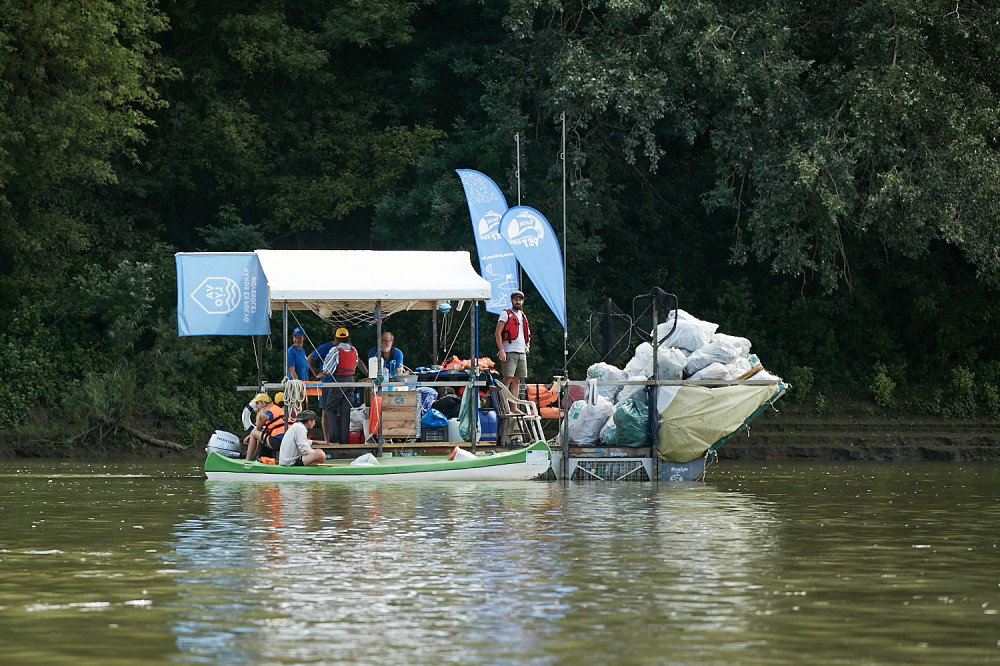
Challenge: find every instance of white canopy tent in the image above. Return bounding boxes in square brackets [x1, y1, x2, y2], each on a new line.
[257, 250, 491, 451]
[256, 250, 492, 324]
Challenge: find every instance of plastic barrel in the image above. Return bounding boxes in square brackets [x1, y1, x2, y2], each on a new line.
[447, 418, 463, 442]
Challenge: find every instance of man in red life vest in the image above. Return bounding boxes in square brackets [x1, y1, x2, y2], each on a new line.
[309, 327, 358, 443]
[494, 289, 530, 411]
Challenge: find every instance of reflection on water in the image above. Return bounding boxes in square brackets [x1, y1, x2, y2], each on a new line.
[1, 460, 999, 664]
[163, 480, 783, 664]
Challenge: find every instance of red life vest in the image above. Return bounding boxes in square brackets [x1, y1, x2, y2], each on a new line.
[501, 309, 530, 344]
[334, 346, 358, 376]
[262, 405, 287, 438]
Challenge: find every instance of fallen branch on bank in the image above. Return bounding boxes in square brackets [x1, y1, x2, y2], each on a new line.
[124, 425, 187, 451]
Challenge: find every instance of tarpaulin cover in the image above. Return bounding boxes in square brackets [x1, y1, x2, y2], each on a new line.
[657, 384, 779, 463]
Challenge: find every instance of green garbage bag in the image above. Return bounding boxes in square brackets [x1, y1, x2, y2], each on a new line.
[607, 398, 648, 447]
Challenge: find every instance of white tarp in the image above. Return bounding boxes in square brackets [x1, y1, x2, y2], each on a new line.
[254, 250, 492, 317]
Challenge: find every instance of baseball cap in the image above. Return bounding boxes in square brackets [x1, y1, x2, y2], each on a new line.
[510, 290, 525, 299]
[335, 327, 350, 339]
[292, 327, 306, 336]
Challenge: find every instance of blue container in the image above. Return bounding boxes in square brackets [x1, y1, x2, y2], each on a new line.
[478, 410, 498, 441]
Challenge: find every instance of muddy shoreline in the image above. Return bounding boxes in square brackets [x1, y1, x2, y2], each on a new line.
[721, 403, 1000, 462]
[5, 402, 1000, 462]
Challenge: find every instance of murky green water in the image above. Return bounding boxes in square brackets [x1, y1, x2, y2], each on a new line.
[1, 459, 998, 664]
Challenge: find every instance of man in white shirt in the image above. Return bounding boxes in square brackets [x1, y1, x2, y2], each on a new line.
[279, 410, 325, 466]
[494, 289, 530, 410]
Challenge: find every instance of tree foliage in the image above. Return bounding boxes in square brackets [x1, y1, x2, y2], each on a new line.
[5, 0, 1000, 448]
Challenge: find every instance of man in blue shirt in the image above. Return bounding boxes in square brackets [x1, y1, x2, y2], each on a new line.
[368, 331, 404, 378]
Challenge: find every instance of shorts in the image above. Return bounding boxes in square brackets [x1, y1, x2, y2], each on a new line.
[291, 456, 304, 466]
[502, 351, 528, 378]
[263, 436, 281, 457]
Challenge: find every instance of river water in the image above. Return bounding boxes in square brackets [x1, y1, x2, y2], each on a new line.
[1, 458, 998, 665]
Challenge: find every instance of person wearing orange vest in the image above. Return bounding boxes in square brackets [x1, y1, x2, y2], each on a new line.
[494, 289, 530, 411]
[309, 327, 358, 444]
[245, 403, 287, 461]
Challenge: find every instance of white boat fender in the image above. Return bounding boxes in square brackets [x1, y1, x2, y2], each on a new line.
[350, 453, 380, 466]
[448, 446, 476, 461]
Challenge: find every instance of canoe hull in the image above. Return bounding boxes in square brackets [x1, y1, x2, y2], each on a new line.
[204, 441, 551, 482]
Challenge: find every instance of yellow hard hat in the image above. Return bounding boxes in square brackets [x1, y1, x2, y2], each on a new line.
[253, 392, 271, 404]
[274, 391, 285, 404]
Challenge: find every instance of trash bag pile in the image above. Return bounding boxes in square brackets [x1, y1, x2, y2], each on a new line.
[567, 308, 782, 447]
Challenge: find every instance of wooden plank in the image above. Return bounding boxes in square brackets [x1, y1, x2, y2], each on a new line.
[382, 428, 418, 438]
[381, 407, 418, 417]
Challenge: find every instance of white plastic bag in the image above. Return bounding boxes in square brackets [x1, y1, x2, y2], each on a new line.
[711, 333, 751, 357]
[599, 414, 617, 444]
[616, 375, 648, 405]
[351, 453, 380, 466]
[586, 362, 627, 401]
[684, 336, 747, 376]
[350, 406, 366, 430]
[655, 309, 718, 352]
[689, 362, 730, 380]
[623, 343, 686, 380]
[568, 393, 614, 446]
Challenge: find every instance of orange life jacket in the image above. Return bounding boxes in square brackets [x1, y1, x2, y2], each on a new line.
[501, 309, 530, 344]
[262, 405, 287, 438]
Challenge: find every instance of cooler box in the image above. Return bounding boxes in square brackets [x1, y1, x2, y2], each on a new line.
[478, 410, 498, 441]
[348, 429, 363, 444]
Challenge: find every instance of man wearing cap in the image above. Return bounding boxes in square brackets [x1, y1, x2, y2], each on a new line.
[495, 289, 530, 411]
[309, 327, 358, 444]
[279, 410, 325, 466]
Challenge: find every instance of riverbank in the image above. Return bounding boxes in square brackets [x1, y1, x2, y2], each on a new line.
[722, 399, 1000, 462]
[5, 397, 1000, 461]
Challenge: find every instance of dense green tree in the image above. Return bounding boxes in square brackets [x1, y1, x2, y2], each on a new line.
[141, 0, 443, 252]
[5, 0, 1000, 450]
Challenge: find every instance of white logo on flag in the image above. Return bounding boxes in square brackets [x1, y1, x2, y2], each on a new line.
[191, 276, 241, 315]
[504, 212, 544, 247]
[477, 211, 503, 240]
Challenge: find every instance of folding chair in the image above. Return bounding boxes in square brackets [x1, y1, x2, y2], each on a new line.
[489, 381, 545, 447]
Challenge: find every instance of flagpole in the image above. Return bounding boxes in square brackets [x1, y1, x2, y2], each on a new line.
[561, 112, 568, 375]
[515, 132, 522, 206]
[515, 132, 523, 290]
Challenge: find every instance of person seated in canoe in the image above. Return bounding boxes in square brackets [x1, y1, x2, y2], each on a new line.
[241, 392, 271, 436]
[367, 330, 404, 378]
[279, 410, 325, 466]
[245, 396, 288, 461]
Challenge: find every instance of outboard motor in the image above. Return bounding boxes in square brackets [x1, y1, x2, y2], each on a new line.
[206, 430, 241, 458]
